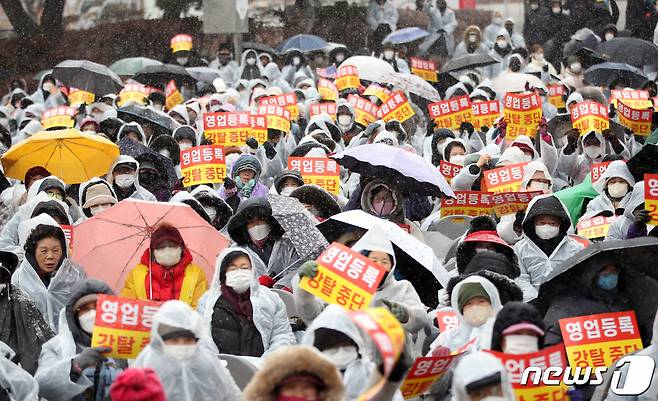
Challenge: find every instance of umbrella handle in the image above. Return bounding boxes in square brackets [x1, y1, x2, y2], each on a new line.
[271, 258, 301, 281]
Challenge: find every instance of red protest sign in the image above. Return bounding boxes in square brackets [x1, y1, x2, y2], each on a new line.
[165, 80, 183, 111]
[256, 104, 291, 133]
[590, 161, 612, 182]
[376, 91, 415, 123]
[502, 92, 542, 140]
[288, 156, 340, 195]
[490, 191, 543, 218]
[258, 92, 299, 121]
[41, 106, 76, 129]
[203, 111, 256, 146]
[180, 145, 226, 187]
[335, 65, 360, 91]
[318, 78, 338, 101]
[482, 162, 528, 194]
[428, 95, 473, 129]
[570, 101, 609, 134]
[348, 94, 379, 127]
[644, 174, 658, 225]
[91, 294, 162, 359]
[610, 89, 652, 109]
[409, 57, 437, 82]
[547, 84, 566, 109]
[309, 102, 337, 120]
[400, 354, 458, 399]
[435, 309, 459, 332]
[60, 224, 74, 252]
[438, 160, 463, 183]
[471, 100, 501, 130]
[576, 215, 617, 239]
[440, 191, 492, 218]
[616, 100, 652, 136]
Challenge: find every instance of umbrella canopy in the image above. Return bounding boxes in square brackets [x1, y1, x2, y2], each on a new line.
[278, 34, 328, 54]
[72, 199, 230, 292]
[117, 104, 180, 136]
[1, 129, 119, 184]
[627, 143, 658, 183]
[382, 27, 429, 45]
[584, 62, 648, 88]
[331, 143, 455, 197]
[317, 210, 447, 307]
[33, 69, 52, 82]
[379, 72, 441, 101]
[109, 57, 163, 77]
[243, 41, 276, 54]
[441, 53, 501, 73]
[596, 38, 658, 67]
[51, 59, 123, 95]
[118, 137, 178, 190]
[185, 67, 222, 83]
[492, 72, 545, 94]
[267, 194, 328, 261]
[339, 56, 395, 83]
[132, 64, 197, 87]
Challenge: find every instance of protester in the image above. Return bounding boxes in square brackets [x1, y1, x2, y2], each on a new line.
[491, 301, 546, 353]
[581, 160, 635, 220]
[78, 178, 118, 219]
[106, 155, 157, 201]
[110, 368, 167, 401]
[453, 26, 488, 58]
[451, 351, 515, 401]
[0, 340, 39, 401]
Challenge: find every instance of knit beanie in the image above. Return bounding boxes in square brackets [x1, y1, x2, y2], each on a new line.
[150, 224, 185, 250]
[457, 282, 490, 312]
[110, 368, 167, 401]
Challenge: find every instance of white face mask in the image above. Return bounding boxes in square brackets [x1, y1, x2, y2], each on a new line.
[496, 39, 508, 49]
[530, 3, 539, 9]
[159, 149, 171, 158]
[179, 142, 193, 150]
[114, 174, 136, 189]
[583, 145, 601, 159]
[153, 246, 182, 267]
[468, 34, 478, 43]
[570, 62, 582, 73]
[323, 346, 359, 370]
[335, 54, 345, 63]
[292, 57, 301, 66]
[338, 115, 352, 126]
[533, 53, 544, 62]
[204, 207, 217, 221]
[528, 181, 550, 193]
[463, 304, 493, 327]
[90, 204, 111, 216]
[607, 182, 628, 198]
[481, 397, 508, 401]
[83, 129, 96, 135]
[503, 334, 539, 354]
[78, 310, 96, 334]
[493, 17, 503, 25]
[246, 57, 256, 65]
[383, 50, 395, 60]
[163, 344, 197, 361]
[42, 82, 54, 92]
[605, 33, 615, 41]
[177, 57, 189, 66]
[225, 269, 252, 293]
[535, 224, 560, 240]
[280, 186, 297, 196]
[552, 6, 561, 13]
[450, 154, 466, 166]
[248, 224, 270, 241]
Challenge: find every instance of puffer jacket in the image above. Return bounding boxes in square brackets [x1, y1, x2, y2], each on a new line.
[606, 181, 645, 240]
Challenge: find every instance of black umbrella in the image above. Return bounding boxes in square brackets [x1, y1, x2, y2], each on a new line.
[627, 143, 658, 182]
[132, 64, 197, 88]
[117, 104, 180, 136]
[584, 62, 648, 88]
[563, 28, 601, 57]
[441, 53, 500, 73]
[51, 59, 123, 95]
[596, 38, 658, 67]
[243, 41, 276, 55]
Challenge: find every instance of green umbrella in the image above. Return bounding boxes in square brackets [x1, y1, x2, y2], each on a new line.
[554, 174, 599, 225]
[109, 57, 163, 77]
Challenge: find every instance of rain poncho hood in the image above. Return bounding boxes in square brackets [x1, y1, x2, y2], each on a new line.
[351, 224, 397, 271]
[116, 122, 147, 143]
[134, 300, 242, 401]
[591, 160, 635, 193]
[521, 160, 553, 191]
[26, 176, 66, 201]
[172, 125, 197, 147]
[105, 155, 156, 201]
[0, 341, 39, 401]
[239, 49, 265, 81]
[451, 351, 515, 401]
[169, 104, 190, 126]
[606, 180, 645, 240]
[190, 185, 234, 230]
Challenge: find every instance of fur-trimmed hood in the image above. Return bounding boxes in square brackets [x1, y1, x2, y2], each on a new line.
[226, 197, 285, 245]
[290, 185, 341, 219]
[149, 134, 181, 165]
[243, 346, 345, 401]
[190, 185, 234, 230]
[447, 270, 523, 306]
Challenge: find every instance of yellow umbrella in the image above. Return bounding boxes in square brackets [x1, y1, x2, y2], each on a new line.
[1, 129, 120, 184]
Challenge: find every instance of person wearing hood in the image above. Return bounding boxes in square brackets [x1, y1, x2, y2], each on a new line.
[12, 215, 85, 330]
[226, 197, 302, 289]
[453, 26, 489, 58]
[367, 0, 399, 54]
[294, 225, 428, 340]
[173, 125, 197, 151]
[561, 55, 585, 89]
[513, 195, 585, 301]
[580, 160, 634, 222]
[483, 11, 505, 46]
[487, 29, 515, 77]
[209, 42, 240, 87]
[451, 351, 515, 401]
[197, 247, 295, 356]
[523, 0, 550, 46]
[78, 178, 117, 219]
[606, 181, 654, 240]
[0, 340, 39, 400]
[116, 122, 147, 144]
[430, 275, 503, 352]
[106, 155, 157, 202]
[290, 185, 342, 221]
[329, 45, 351, 66]
[133, 300, 242, 401]
[456, 216, 520, 274]
[282, 50, 315, 86]
[218, 154, 269, 210]
[170, 191, 212, 224]
[35, 279, 123, 401]
[503, 18, 526, 48]
[601, 22, 618, 41]
[558, 129, 630, 184]
[272, 169, 305, 196]
[443, 137, 468, 166]
[121, 222, 207, 305]
[490, 301, 546, 354]
[422, 0, 458, 58]
[425, 128, 455, 166]
[109, 368, 167, 401]
[168, 104, 190, 126]
[240, 49, 265, 81]
[149, 133, 181, 168]
[263, 62, 294, 93]
[337, 99, 362, 145]
[190, 185, 234, 231]
[29, 73, 66, 108]
[380, 42, 411, 74]
[524, 44, 558, 76]
[450, 145, 499, 191]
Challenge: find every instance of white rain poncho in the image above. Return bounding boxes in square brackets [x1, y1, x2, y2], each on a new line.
[10, 214, 86, 330]
[133, 300, 242, 401]
[105, 155, 157, 202]
[509, 135, 559, 176]
[520, 160, 553, 193]
[581, 160, 635, 220]
[605, 180, 645, 240]
[197, 247, 295, 354]
[452, 351, 515, 401]
[429, 275, 502, 352]
[0, 341, 38, 401]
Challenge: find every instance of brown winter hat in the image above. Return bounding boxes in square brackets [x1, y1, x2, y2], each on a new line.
[243, 346, 345, 401]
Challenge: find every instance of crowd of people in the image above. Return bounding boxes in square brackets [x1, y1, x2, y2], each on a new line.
[1, 1, 658, 400]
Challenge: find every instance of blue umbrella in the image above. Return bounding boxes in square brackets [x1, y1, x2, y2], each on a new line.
[383, 27, 429, 45]
[278, 34, 328, 54]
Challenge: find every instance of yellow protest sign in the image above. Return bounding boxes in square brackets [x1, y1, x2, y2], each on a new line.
[335, 65, 360, 91]
[203, 112, 257, 146]
[288, 157, 340, 195]
[570, 101, 609, 134]
[644, 174, 658, 225]
[471, 100, 501, 130]
[257, 104, 291, 133]
[348, 307, 405, 377]
[259, 92, 299, 121]
[576, 215, 617, 239]
[68, 88, 95, 106]
[491, 191, 543, 218]
[610, 89, 652, 109]
[547, 84, 566, 109]
[318, 78, 338, 102]
[400, 355, 458, 399]
[348, 94, 379, 127]
[440, 191, 492, 218]
[117, 84, 149, 107]
[309, 102, 337, 120]
[363, 84, 391, 103]
[409, 57, 437, 82]
[41, 106, 76, 129]
[376, 91, 415, 123]
[502, 92, 542, 140]
[299, 243, 387, 311]
[616, 100, 652, 136]
[170, 34, 193, 53]
[180, 145, 226, 187]
[165, 80, 183, 111]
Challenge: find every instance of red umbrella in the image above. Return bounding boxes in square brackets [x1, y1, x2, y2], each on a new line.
[72, 199, 229, 292]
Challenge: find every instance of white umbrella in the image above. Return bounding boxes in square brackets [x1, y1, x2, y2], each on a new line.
[492, 72, 545, 94]
[339, 56, 395, 83]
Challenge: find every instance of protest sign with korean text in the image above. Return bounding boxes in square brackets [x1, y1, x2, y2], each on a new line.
[318, 78, 338, 101]
[570, 101, 609, 134]
[68, 88, 95, 105]
[348, 94, 379, 127]
[616, 100, 652, 136]
[472, 100, 501, 130]
[547, 84, 566, 109]
[60, 224, 74, 254]
[435, 309, 459, 332]
[610, 90, 652, 109]
[42, 106, 77, 129]
[559, 311, 643, 368]
[439, 160, 462, 183]
[400, 354, 459, 399]
[644, 174, 658, 225]
[440, 191, 492, 218]
[335, 65, 360, 91]
[170, 34, 193, 52]
[259, 92, 299, 121]
[316, 66, 337, 79]
[482, 162, 528, 194]
[309, 102, 337, 120]
[257, 104, 291, 133]
[288, 157, 341, 195]
[203, 111, 258, 145]
[428, 95, 473, 130]
[117, 84, 149, 106]
[486, 344, 569, 401]
[363, 84, 391, 103]
[165, 80, 183, 111]
[376, 91, 415, 123]
[91, 294, 162, 359]
[300, 243, 387, 311]
[491, 191, 543, 217]
[409, 57, 438, 82]
[591, 161, 612, 182]
[576, 216, 617, 239]
[502, 92, 542, 140]
[180, 145, 226, 187]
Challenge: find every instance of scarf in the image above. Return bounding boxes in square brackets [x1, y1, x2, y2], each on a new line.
[220, 283, 253, 321]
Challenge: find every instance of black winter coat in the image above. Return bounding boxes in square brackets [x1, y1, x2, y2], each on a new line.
[211, 297, 265, 357]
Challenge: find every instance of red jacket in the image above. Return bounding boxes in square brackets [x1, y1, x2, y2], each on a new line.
[141, 248, 193, 303]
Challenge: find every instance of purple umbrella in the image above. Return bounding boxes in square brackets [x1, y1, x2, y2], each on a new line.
[331, 143, 455, 197]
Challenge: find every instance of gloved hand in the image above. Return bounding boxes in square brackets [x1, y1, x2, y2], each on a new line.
[258, 275, 275, 287]
[459, 121, 474, 136]
[382, 299, 409, 323]
[73, 347, 111, 371]
[223, 176, 236, 190]
[246, 137, 259, 150]
[602, 128, 616, 142]
[298, 261, 319, 278]
[437, 288, 450, 307]
[608, 103, 616, 119]
[263, 141, 277, 159]
[634, 209, 651, 225]
[377, 345, 413, 382]
[542, 64, 549, 73]
[430, 345, 451, 357]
